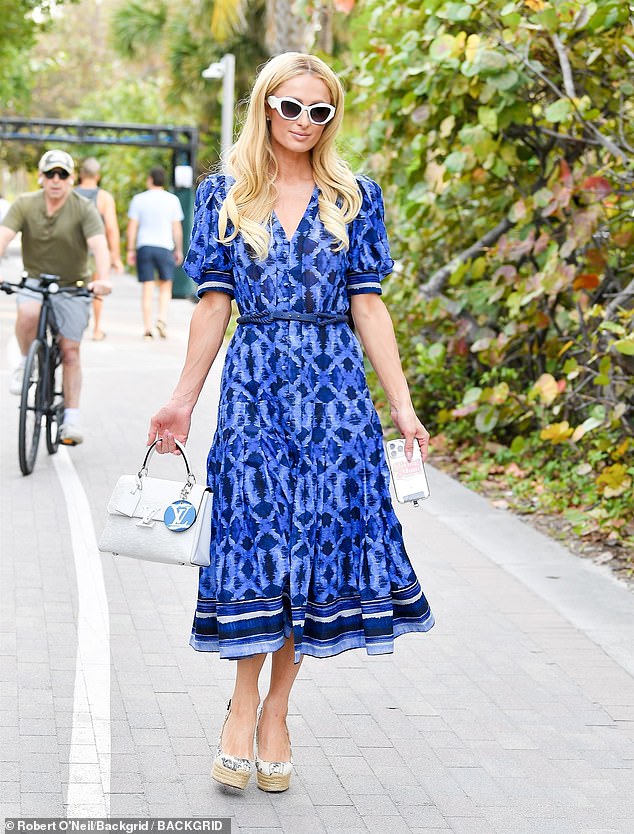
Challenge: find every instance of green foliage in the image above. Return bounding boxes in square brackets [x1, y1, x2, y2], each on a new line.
[447, 429, 633, 552]
[109, 0, 268, 172]
[0, 0, 77, 109]
[27, 0, 128, 120]
[351, 0, 633, 543]
[109, 0, 168, 59]
[1, 0, 177, 225]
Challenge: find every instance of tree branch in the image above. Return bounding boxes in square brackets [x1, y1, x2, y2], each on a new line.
[535, 126, 602, 145]
[618, 91, 634, 154]
[419, 217, 514, 298]
[551, 34, 576, 99]
[497, 36, 565, 99]
[497, 36, 631, 163]
[604, 277, 634, 320]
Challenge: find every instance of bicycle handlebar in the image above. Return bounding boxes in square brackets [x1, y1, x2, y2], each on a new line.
[0, 272, 92, 298]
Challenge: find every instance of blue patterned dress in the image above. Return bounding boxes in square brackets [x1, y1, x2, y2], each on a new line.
[183, 173, 434, 662]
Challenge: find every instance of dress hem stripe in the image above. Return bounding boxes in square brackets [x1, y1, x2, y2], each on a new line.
[189, 612, 435, 660]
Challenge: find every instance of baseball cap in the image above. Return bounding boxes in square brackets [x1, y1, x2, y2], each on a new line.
[38, 150, 75, 175]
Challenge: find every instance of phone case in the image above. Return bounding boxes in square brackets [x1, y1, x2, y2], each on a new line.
[385, 439, 430, 503]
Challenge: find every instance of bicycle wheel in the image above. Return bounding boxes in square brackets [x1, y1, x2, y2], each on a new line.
[18, 339, 46, 476]
[46, 342, 64, 455]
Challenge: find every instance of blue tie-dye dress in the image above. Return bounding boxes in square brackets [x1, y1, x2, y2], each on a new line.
[183, 173, 434, 662]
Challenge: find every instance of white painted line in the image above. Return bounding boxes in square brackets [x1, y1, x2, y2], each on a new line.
[53, 446, 110, 814]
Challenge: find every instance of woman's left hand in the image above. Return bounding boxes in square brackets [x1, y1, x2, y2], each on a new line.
[390, 404, 430, 462]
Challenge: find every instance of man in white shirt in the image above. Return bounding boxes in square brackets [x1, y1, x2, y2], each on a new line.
[126, 166, 184, 340]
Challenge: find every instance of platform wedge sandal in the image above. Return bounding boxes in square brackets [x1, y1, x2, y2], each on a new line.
[255, 706, 293, 792]
[211, 701, 253, 789]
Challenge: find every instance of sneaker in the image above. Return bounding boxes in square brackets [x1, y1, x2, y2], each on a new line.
[9, 361, 25, 396]
[60, 423, 84, 446]
[156, 320, 167, 339]
[143, 331, 154, 341]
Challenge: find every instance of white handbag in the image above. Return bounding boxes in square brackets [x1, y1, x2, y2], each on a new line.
[98, 439, 211, 567]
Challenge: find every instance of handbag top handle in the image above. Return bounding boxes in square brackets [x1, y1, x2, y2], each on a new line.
[139, 439, 195, 486]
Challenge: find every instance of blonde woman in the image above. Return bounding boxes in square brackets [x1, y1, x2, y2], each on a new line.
[149, 52, 434, 792]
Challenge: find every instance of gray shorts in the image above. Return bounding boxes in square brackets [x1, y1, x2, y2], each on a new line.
[17, 279, 91, 343]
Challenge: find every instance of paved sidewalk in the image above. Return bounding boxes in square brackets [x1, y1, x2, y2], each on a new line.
[1, 251, 633, 833]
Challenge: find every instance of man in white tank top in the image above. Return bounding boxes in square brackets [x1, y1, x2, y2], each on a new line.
[75, 157, 123, 340]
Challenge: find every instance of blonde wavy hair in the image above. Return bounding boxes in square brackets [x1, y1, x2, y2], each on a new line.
[218, 52, 362, 260]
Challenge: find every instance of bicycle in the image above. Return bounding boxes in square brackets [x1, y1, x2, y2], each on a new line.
[1, 272, 91, 476]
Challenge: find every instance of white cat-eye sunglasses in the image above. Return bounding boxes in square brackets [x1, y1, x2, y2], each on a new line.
[266, 95, 336, 126]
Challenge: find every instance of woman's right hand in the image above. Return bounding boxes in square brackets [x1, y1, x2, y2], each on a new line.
[148, 399, 192, 454]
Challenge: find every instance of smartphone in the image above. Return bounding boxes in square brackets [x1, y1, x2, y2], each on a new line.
[385, 438, 430, 504]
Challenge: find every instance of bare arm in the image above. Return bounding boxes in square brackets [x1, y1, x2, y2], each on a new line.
[86, 233, 112, 294]
[98, 191, 123, 272]
[0, 225, 17, 262]
[148, 291, 232, 452]
[351, 292, 430, 461]
[172, 220, 183, 266]
[126, 218, 139, 267]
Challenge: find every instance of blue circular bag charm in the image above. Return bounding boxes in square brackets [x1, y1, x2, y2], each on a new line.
[164, 500, 197, 532]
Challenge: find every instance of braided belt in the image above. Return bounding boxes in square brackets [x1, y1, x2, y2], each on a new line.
[236, 310, 348, 327]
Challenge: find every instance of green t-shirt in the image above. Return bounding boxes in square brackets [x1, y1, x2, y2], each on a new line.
[2, 191, 104, 285]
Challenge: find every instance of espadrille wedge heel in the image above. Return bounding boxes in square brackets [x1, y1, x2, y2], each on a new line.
[211, 701, 253, 790]
[255, 707, 293, 792]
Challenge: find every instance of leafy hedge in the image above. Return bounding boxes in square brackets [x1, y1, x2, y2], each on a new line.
[349, 0, 633, 547]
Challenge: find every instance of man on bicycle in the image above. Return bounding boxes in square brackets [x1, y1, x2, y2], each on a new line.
[0, 149, 112, 446]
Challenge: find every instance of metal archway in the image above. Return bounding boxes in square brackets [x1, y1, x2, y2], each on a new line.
[0, 117, 199, 296]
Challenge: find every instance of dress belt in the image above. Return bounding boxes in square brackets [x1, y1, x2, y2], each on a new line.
[236, 310, 348, 327]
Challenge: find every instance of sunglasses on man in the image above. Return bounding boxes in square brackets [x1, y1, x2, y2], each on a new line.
[267, 96, 336, 126]
[43, 169, 71, 180]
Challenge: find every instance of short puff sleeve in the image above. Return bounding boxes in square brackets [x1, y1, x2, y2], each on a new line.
[346, 176, 394, 296]
[183, 174, 234, 298]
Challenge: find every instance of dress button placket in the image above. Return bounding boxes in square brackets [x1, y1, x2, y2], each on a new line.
[281, 240, 291, 392]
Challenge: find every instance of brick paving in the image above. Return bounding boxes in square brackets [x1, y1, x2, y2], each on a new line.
[1, 249, 633, 833]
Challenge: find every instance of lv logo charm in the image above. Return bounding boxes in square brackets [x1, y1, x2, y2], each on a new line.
[164, 500, 197, 532]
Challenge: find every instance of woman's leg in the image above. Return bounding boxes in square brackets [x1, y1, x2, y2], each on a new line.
[258, 637, 302, 761]
[220, 654, 266, 759]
